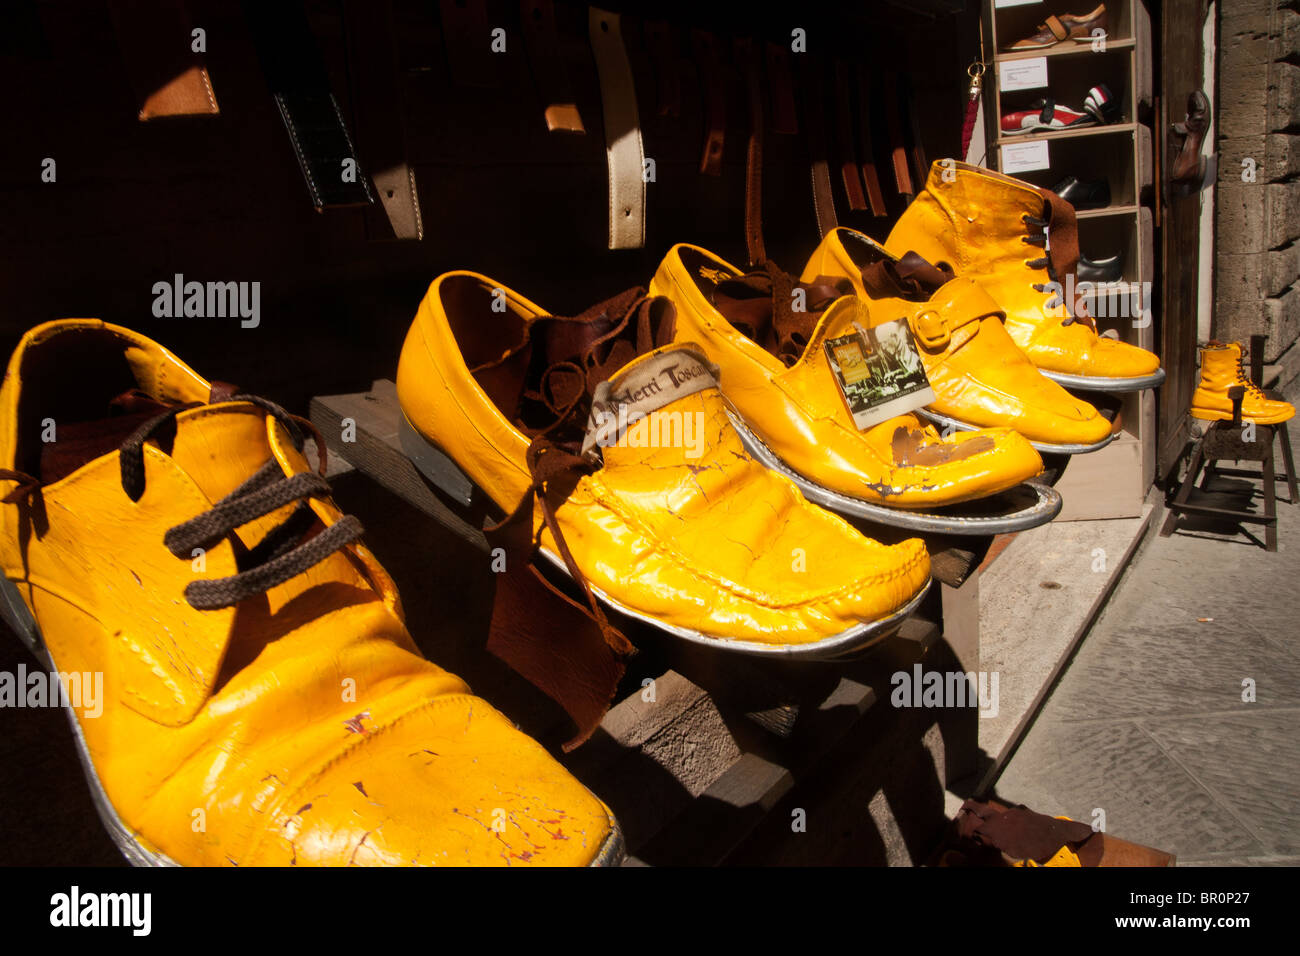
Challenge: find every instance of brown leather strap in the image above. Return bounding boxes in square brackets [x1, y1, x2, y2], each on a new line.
[345, 0, 424, 240]
[108, 0, 219, 120]
[856, 64, 887, 216]
[883, 73, 912, 196]
[643, 19, 681, 118]
[765, 41, 798, 134]
[738, 37, 766, 266]
[859, 252, 955, 301]
[693, 30, 726, 175]
[521, 0, 585, 132]
[438, 0, 497, 87]
[803, 58, 837, 237]
[590, 8, 646, 249]
[901, 73, 929, 196]
[1045, 15, 1069, 41]
[833, 60, 868, 211]
[1037, 188, 1095, 325]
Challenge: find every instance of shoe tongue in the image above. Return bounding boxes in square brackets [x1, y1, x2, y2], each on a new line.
[581, 345, 721, 458]
[167, 400, 279, 504]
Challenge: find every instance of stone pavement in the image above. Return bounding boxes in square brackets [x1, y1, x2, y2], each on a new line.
[994, 420, 1300, 866]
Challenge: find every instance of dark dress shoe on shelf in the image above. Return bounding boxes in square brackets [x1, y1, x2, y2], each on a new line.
[1052, 176, 1111, 210]
[1077, 255, 1123, 283]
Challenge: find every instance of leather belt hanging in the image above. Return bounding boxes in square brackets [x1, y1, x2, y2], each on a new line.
[901, 73, 929, 195]
[765, 41, 798, 135]
[643, 19, 681, 118]
[345, 0, 422, 239]
[803, 58, 837, 238]
[833, 59, 868, 212]
[244, 1, 373, 210]
[108, 0, 220, 120]
[737, 37, 765, 266]
[589, 8, 646, 249]
[856, 64, 887, 216]
[883, 71, 913, 197]
[438, 0, 498, 87]
[521, 0, 584, 132]
[692, 30, 726, 176]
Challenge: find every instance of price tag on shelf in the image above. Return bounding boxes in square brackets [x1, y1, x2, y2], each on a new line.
[1001, 139, 1051, 174]
[1001, 56, 1049, 91]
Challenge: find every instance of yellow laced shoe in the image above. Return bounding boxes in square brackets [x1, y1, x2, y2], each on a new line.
[396, 272, 931, 657]
[886, 160, 1165, 391]
[0, 319, 622, 866]
[649, 244, 1061, 525]
[803, 227, 1115, 452]
[1190, 341, 1295, 424]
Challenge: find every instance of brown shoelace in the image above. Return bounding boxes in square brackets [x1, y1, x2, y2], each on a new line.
[1023, 189, 1096, 329]
[2, 395, 361, 611]
[485, 289, 677, 658]
[711, 260, 849, 366]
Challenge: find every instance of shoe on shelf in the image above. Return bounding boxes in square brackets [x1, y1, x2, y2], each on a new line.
[1001, 84, 1118, 136]
[0, 319, 624, 866]
[886, 159, 1165, 393]
[1077, 254, 1123, 283]
[397, 272, 932, 658]
[1004, 4, 1109, 50]
[802, 227, 1114, 454]
[649, 243, 1054, 514]
[1190, 341, 1295, 424]
[1052, 175, 1111, 210]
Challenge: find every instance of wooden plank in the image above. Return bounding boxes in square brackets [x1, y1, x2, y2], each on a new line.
[630, 753, 795, 866]
[309, 381, 488, 554]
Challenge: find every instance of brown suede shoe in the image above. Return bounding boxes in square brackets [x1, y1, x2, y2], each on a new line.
[1005, 4, 1108, 50]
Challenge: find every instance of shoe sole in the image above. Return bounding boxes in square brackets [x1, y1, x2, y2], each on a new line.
[400, 414, 929, 660]
[0, 574, 626, 867]
[726, 410, 1062, 535]
[1189, 408, 1294, 426]
[1038, 367, 1167, 392]
[1002, 118, 1096, 136]
[913, 406, 1118, 456]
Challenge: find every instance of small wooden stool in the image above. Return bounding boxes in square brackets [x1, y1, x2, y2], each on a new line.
[1161, 337, 1297, 551]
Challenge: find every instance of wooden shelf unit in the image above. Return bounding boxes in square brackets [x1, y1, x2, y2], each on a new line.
[984, 0, 1157, 514]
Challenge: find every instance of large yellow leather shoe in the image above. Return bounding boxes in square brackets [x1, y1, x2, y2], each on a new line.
[802, 227, 1115, 454]
[0, 319, 622, 866]
[1191, 341, 1295, 424]
[886, 160, 1165, 393]
[397, 273, 931, 657]
[650, 245, 1063, 534]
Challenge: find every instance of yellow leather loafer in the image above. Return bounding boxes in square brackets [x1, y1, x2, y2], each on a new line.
[397, 273, 931, 657]
[886, 160, 1165, 393]
[803, 227, 1115, 454]
[0, 320, 622, 866]
[1191, 341, 1295, 424]
[650, 245, 1063, 533]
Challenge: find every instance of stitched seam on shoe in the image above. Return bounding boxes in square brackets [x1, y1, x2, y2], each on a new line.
[574, 478, 927, 609]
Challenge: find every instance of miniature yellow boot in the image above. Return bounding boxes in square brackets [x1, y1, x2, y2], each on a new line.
[397, 273, 931, 657]
[648, 244, 1064, 534]
[1190, 341, 1295, 424]
[886, 160, 1164, 391]
[0, 320, 622, 866]
[803, 227, 1114, 453]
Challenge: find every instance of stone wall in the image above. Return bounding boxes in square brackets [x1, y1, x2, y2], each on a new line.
[1215, 0, 1300, 370]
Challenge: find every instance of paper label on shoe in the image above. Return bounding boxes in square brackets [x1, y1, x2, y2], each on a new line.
[582, 346, 720, 458]
[824, 319, 935, 431]
[1000, 56, 1049, 91]
[1001, 139, 1051, 173]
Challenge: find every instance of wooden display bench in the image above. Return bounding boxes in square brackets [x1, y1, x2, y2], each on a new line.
[310, 380, 991, 865]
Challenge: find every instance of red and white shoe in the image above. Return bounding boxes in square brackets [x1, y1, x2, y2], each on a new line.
[1002, 84, 1119, 136]
[1001, 98, 1095, 135]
